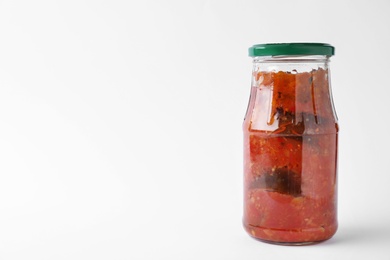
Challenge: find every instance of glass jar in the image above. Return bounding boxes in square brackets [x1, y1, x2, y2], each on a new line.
[243, 43, 339, 245]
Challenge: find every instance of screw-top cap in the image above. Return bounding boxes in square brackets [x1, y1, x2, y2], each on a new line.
[248, 43, 335, 57]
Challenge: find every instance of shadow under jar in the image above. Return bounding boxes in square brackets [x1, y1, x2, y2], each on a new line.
[243, 43, 339, 245]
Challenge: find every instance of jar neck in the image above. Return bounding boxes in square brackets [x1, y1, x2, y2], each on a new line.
[252, 55, 330, 73]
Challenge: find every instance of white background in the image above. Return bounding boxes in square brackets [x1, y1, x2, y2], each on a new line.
[0, 0, 389, 259]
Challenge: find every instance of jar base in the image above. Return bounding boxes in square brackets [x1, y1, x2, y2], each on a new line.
[252, 237, 324, 246]
[244, 222, 337, 246]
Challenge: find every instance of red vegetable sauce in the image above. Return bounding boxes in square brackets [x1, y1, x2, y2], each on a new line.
[243, 68, 338, 243]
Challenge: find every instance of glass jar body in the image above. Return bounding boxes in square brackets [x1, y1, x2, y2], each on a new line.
[243, 56, 338, 244]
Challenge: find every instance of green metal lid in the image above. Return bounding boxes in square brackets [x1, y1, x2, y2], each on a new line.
[248, 43, 335, 57]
